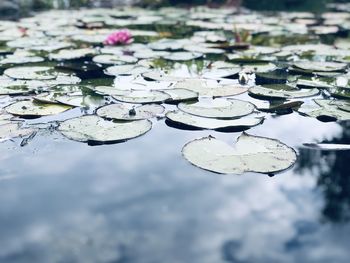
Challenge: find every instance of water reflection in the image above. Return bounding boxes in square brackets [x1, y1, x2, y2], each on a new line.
[297, 122, 350, 223]
[1, 111, 350, 263]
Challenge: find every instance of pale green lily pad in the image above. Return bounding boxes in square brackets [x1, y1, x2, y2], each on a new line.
[178, 98, 255, 119]
[164, 88, 198, 103]
[173, 79, 248, 97]
[50, 48, 95, 61]
[182, 133, 297, 175]
[183, 45, 225, 54]
[249, 85, 320, 100]
[5, 100, 72, 117]
[0, 84, 32, 95]
[112, 90, 170, 104]
[92, 54, 138, 65]
[58, 115, 152, 144]
[163, 52, 203, 61]
[0, 123, 36, 140]
[166, 110, 263, 130]
[4, 66, 57, 80]
[33, 93, 61, 104]
[142, 71, 181, 81]
[293, 61, 347, 72]
[0, 55, 44, 65]
[242, 63, 277, 73]
[298, 99, 350, 121]
[296, 79, 334, 89]
[331, 88, 350, 100]
[105, 65, 150, 76]
[56, 95, 102, 107]
[96, 103, 164, 120]
[202, 68, 240, 80]
[89, 86, 129, 96]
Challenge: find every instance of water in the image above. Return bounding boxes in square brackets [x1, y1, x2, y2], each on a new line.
[0, 100, 349, 262]
[1, 6, 350, 263]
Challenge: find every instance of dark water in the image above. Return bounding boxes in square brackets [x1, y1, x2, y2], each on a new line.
[1, 93, 349, 262]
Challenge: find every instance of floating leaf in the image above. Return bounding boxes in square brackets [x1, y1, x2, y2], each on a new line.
[163, 52, 203, 61]
[58, 115, 152, 144]
[4, 66, 57, 80]
[0, 123, 35, 141]
[5, 100, 72, 117]
[182, 133, 297, 175]
[178, 98, 255, 119]
[112, 90, 170, 104]
[174, 79, 248, 97]
[105, 65, 149, 76]
[249, 85, 319, 100]
[293, 61, 347, 72]
[164, 88, 198, 103]
[298, 99, 350, 121]
[96, 103, 164, 120]
[166, 111, 263, 131]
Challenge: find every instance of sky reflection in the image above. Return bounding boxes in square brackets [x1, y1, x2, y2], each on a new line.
[0, 112, 349, 263]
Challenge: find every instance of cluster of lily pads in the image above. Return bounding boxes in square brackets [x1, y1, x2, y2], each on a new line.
[1, 6, 350, 175]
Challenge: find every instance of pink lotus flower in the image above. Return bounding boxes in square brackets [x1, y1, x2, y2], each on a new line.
[104, 29, 133, 46]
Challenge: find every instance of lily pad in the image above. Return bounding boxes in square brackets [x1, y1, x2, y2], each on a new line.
[96, 103, 165, 120]
[163, 52, 203, 61]
[178, 98, 255, 119]
[164, 88, 198, 103]
[298, 99, 350, 121]
[112, 90, 170, 104]
[4, 66, 57, 80]
[166, 110, 263, 131]
[105, 65, 150, 76]
[92, 54, 138, 65]
[0, 123, 35, 141]
[249, 85, 319, 100]
[293, 61, 347, 72]
[173, 79, 248, 97]
[182, 133, 297, 175]
[5, 100, 72, 117]
[58, 115, 152, 144]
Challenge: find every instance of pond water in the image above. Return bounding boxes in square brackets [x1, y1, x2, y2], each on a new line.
[1, 6, 350, 263]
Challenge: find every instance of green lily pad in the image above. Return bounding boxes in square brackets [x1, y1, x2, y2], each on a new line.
[89, 86, 130, 96]
[330, 88, 350, 100]
[298, 99, 350, 121]
[178, 98, 255, 119]
[164, 88, 198, 103]
[92, 54, 138, 65]
[249, 85, 319, 100]
[163, 52, 203, 61]
[96, 103, 165, 120]
[293, 61, 347, 72]
[173, 79, 248, 97]
[50, 48, 95, 61]
[0, 123, 36, 141]
[0, 55, 44, 65]
[202, 68, 240, 80]
[105, 65, 150, 76]
[0, 83, 32, 96]
[166, 110, 263, 131]
[112, 90, 170, 104]
[296, 79, 334, 89]
[182, 133, 297, 175]
[4, 66, 57, 80]
[58, 115, 152, 144]
[56, 95, 103, 107]
[5, 100, 72, 117]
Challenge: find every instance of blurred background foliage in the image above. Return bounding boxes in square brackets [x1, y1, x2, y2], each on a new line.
[1, 0, 350, 20]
